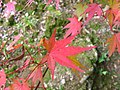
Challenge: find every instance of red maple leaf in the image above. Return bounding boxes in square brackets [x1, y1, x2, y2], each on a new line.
[41, 29, 96, 79]
[0, 69, 6, 88]
[82, 3, 103, 25]
[106, 32, 120, 57]
[64, 16, 83, 38]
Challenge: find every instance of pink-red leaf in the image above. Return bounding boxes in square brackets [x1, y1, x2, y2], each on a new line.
[53, 46, 96, 56]
[19, 58, 30, 71]
[47, 55, 55, 80]
[0, 69, 6, 88]
[64, 16, 82, 38]
[29, 66, 43, 84]
[52, 53, 84, 72]
[53, 35, 75, 51]
[82, 3, 102, 25]
[41, 30, 96, 80]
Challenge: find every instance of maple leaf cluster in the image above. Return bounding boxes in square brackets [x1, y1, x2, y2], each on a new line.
[64, 3, 103, 38]
[1, 0, 120, 90]
[105, 0, 120, 30]
[105, 0, 120, 56]
[64, 0, 120, 56]
[0, 29, 95, 90]
[41, 30, 95, 80]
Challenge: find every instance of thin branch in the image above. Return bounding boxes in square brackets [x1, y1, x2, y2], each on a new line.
[35, 67, 48, 90]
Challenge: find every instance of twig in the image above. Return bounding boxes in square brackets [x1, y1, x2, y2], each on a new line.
[35, 67, 48, 90]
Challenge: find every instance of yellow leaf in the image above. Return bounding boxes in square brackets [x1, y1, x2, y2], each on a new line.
[68, 55, 88, 70]
[74, 3, 87, 18]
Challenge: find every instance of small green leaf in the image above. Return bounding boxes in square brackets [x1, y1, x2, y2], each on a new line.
[102, 71, 108, 75]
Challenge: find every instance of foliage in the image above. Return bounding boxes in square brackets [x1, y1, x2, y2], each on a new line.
[0, 0, 120, 90]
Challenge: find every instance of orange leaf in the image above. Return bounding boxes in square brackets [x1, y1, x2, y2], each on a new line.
[106, 34, 116, 56]
[43, 29, 56, 52]
[8, 44, 22, 53]
[106, 33, 120, 56]
[105, 7, 119, 30]
[9, 78, 30, 90]
[37, 38, 43, 47]
[108, 0, 120, 9]
[89, 0, 93, 3]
